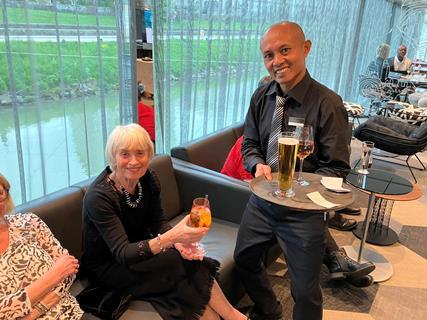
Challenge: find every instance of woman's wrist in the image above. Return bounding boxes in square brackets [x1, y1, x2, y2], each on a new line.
[157, 233, 173, 252]
[33, 301, 49, 315]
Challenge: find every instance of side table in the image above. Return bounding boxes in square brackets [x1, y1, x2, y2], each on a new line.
[352, 184, 422, 245]
[345, 169, 413, 282]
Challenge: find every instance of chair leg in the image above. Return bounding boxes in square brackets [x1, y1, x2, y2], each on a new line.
[414, 153, 426, 170]
[406, 156, 418, 184]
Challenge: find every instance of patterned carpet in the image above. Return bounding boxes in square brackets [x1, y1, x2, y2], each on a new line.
[237, 141, 427, 320]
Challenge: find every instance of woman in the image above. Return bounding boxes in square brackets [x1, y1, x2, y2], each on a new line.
[81, 123, 247, 320]
[0, 173, 82, 319]
[137, 81, 155, 143]
[367, 43, 391, 80]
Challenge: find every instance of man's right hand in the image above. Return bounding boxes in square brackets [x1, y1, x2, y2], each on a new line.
[255, 163, 272, 180]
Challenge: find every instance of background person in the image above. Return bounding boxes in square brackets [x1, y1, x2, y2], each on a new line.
[0, 173, 82, 320]
[387, 45, 412, 73]
[367, 43, 391, 81]
[234, 21, 351, 320]
[81, 124, 247, 320]
[137, 81, 155, 144]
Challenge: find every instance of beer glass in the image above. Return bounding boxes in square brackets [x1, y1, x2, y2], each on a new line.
[274, 131, 299, 198]
[358, 141, 374, 174]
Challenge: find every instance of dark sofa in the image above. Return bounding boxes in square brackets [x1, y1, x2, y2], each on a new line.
[170, 121, 282, 266]
[15, 154, 252, 319]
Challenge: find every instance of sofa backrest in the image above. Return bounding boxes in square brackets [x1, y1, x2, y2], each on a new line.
[13, 155, 184, 262]
[148, 154, 183, 221]
[15, 186, 85, 260]
[171, 122, 244, 172]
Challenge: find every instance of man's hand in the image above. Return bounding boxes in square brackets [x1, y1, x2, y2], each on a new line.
[255, 163, 272, 180]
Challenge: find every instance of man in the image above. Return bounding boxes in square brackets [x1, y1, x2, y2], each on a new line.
[234, 22, 351, 320]
[387, 45, 412, 73]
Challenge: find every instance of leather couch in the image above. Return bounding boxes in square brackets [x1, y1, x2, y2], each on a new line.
[170, 121, 282, 266]
[15, 154, 252, 319]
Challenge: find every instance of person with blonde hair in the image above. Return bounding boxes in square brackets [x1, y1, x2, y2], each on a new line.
[0, 173, 82, 319]
[367, 43, 390, 80]
[81, 123, 247, 320]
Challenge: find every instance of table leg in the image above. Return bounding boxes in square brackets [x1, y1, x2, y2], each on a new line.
[358, 192, 376, 262]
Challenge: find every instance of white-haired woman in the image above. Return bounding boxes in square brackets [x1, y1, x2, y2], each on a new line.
[367, 43, 391, 80]
[81, 124, 247, 320]
[0, 173, 82, 319]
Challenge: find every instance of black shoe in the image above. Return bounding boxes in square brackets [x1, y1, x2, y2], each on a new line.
[248, 302, 282, 320]
[328, 214, 357, 231]
[336, 206, 361, 216]
[325, 248, 376, 280]
[347, 274, 374, 287]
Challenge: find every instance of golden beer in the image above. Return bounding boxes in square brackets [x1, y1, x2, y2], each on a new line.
[278, 137, 299, 191]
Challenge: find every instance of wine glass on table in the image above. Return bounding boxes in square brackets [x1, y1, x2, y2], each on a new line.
[296, 125, 314, 186]
[188, 195, 212, 255]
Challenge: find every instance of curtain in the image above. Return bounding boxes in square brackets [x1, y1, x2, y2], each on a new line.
[0, 0, 135, 205]
[153, 0, 425, 153]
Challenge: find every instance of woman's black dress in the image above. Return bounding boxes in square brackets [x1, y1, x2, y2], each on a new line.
[81, 167, 219, 320]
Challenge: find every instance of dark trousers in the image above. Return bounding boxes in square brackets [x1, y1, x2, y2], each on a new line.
[234, 195, 327, 320]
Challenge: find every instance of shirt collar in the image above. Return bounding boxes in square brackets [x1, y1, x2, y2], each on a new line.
[265, 70, 312, 105]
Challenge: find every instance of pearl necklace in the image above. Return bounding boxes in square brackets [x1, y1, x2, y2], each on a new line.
[120, 181, 143, 208]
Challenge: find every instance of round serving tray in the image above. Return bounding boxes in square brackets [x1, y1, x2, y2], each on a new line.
[249, 172, 355, 212]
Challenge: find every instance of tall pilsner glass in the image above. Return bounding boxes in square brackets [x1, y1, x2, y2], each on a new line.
[275, 131, 299, 198]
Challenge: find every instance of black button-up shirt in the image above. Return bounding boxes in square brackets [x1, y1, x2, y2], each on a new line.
[242, 71, 351, 178]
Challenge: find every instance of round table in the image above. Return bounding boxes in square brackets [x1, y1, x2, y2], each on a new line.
[345, 169, 413, 282]
[352, 184, 422, 246]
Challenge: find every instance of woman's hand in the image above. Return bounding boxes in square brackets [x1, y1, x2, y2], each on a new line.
[168, 215, 208, 245]
[174, 243, 204, 261]
[47, 253, 79, 284]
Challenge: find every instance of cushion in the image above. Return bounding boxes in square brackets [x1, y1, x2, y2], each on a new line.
[220, 136, 253, 181]
[386, 100, 427, 126]
[354, 116, 427, 155]
[343, 101, 365, 117]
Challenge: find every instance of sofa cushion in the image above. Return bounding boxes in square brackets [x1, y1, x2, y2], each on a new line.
[169, 214, 244, 304]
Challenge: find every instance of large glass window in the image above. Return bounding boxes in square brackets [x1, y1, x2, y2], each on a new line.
[0, 1, 135, 205]
[153, 0, 425, 153]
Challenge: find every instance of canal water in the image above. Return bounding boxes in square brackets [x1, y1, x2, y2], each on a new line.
[0, 76, 259, 205]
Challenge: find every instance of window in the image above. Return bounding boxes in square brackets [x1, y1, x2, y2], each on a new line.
[153, 0, 425, 153]
[0, 1, 135, 205]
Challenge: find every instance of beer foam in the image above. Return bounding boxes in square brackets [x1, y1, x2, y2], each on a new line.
[278, 137, 299, 145]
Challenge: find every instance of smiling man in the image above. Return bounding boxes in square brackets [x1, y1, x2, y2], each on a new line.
[387, 44, 412, 73]
[234, 22, 350, 320]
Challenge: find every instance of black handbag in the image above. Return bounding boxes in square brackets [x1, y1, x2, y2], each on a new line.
[76, 285, 132, 320]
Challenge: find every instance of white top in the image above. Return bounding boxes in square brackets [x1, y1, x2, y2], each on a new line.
[393, 56, 412, 72]
[0, 213, 83, 320]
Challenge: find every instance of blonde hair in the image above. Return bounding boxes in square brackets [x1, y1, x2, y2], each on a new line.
[0, 173, 15, 214]
[105, 123, 154, 171]
[376, 43, 390, 60]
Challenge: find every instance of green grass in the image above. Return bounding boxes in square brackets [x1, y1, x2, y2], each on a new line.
[163, 38, 261, 77]
[0, 41, 119, 94]
[0, 7, 115, 26]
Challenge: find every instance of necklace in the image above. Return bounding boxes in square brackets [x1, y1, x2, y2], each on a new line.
[120, 181, 143, 208]
[108, 174, 143, 208]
